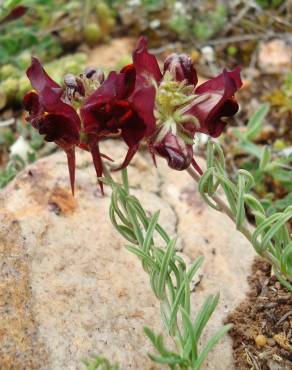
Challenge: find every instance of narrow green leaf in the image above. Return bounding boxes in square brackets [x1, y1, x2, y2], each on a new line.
[244, 194, 265, 216]
[192, 324, 232, 370]
[246, 103, 269, 140]
[192, 294, 219, 344]
[126, 202, 144, 247]
[144, 327, 158, 346]
[181, 307, 198, 361]
[238, 169, 255, 191]
[148, 353, 185, 365]
[212, 141, 226, 170]
[143, 211, 160, 255]
[252, 212, 283, 252]
[126, 245, 160, 273]
[121, 168, 129, 193]
[259, 145, 271, 170]
[238, 141, 263, 159]
[116, 225, 137, 244]
[157, 239, 176, 299]
[280, 242, 292, 275]
[235, 173, 246, 229]
[126, 196, 149, 230]
[199, 168, 221, 210]
[169, 257, 204, 331]
[262, 209, 292, 250]
[111, 191, 131, 227]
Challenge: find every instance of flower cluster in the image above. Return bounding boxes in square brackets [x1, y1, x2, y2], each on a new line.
[24, 37, 242, 193]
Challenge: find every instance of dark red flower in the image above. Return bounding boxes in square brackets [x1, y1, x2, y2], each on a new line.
[163, 53, 198, 86]
[189, 68, 242, 138]
[132, 37, 162, 84]
[23, 57, 81, 194]
[81, 63, 156, 183]
[131, 37, 241, 172]
[131, 37, 199, 171]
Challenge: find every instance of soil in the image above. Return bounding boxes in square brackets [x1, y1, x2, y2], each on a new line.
[227, 258, 292, 370]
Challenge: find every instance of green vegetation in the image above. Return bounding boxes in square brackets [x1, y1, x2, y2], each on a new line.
[0, 0, 114, 109]
[228, 104, 292, 215]
[83, 356, 119, 370]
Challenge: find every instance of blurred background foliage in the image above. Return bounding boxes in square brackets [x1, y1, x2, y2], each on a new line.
[0, 0, 291, 221]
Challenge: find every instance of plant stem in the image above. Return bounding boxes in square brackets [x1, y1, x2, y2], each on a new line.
[121, 169, 129, 193]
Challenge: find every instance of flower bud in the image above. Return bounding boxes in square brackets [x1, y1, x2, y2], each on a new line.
[64, 74, 85, 98]
[95, 69, 105, 84]
[149, 129, 193, 171]
[84, 66, 96, 79]
[64, 73, 77, 88]
[76, 77, 85, 96]
[163, 53, 198, 86]
[84, 66, 105, 83]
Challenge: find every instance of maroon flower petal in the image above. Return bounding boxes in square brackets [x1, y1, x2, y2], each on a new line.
[82, 68, 155, 145]
[65, 147, 76, 195]
[120, 114, 146, 147]
[25, 58, 81, 145]
[89, 142, 104, 195]
[27, 57, 62, 93]
[37, 113, 79, 144]
[133, 37, 162, 83]
[163, 53, 198, 86]
[112, 144, 139, 172]
[195, 67, 242, 94]
[120, 64, 136, 97]
[81, 72, 120, 134]
[82, 56, 157, 172]
[40, 86, 81, 133]
[23, 90, 40, 112]
[23, 90, 43, 129]
[128, 83, 156, 137]
[190, 67, 242, 137]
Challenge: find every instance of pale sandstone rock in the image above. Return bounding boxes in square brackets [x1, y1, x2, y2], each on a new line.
[0, 140, 255, 369]
[86, 38, 135, 69]
[258, 39, 292, 73]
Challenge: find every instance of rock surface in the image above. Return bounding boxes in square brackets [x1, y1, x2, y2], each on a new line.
[0, 139, 255, 370]
[258, 39, 292, 73]
[86, 38, 135, 69]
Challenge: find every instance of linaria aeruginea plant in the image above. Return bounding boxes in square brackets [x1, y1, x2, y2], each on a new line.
[23, 36, 291, 369]
[100, 169, 232, 370]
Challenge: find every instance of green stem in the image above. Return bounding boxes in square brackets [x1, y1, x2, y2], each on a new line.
[121, 168, 129, 194]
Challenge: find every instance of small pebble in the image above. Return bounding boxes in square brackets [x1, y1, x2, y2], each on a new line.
[255, 334, 267, 347]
